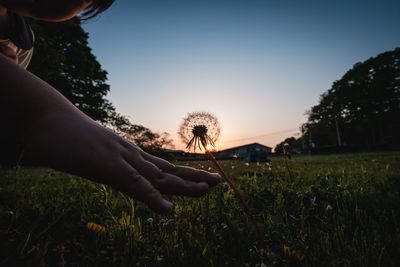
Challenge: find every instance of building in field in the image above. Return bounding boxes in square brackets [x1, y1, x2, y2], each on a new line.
[215, 143, 272, 163]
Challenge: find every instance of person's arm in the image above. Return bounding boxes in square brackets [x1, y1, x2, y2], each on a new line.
[0, 53, 221, 213]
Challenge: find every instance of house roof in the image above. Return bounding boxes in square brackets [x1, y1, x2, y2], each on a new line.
[217, 142, 272, 153]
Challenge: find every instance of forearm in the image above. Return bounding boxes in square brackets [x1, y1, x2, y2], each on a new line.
[0, 53, 84, 139]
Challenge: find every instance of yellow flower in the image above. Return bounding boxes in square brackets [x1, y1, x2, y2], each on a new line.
[86, 222, 106, 234]
[283, 244, 304, 262]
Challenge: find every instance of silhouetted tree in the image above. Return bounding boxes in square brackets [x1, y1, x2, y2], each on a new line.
[27, 21, 174, 151]
[28, 21, 116, 123]
[108, 113, 174, 151]
[306, 48, 400, 149]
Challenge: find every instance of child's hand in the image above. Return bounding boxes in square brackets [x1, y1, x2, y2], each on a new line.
[0, 52, 220, 214]
[22, 111, 221, 213]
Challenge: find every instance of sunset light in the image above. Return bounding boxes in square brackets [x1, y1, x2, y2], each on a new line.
[1, 0, 399, 265]
[82, 1, 400, 150]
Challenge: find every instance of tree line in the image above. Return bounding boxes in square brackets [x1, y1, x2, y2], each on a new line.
[28, 21, 173, 152]
[276, 48, 400, 154]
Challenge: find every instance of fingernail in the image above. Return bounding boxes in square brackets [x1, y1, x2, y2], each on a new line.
[212, 173, 222, 180]
[199, 182, 209, 190]
[162, 199, 173, 210]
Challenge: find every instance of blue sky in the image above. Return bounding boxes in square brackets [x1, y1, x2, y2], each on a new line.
[83, 0, 400, 150]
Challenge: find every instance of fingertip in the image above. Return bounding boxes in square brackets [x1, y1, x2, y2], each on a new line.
[149, 198, 173, 214]
[193, 182, 209, 196]
[148, 200, 171, 214]
[199, 181, 209, 191]
[162, 199, 173, 211]
[209, 173, 222, 186]
[212, 173, 222, 180]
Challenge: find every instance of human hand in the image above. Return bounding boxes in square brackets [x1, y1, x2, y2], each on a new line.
[22, 111, 221, 214]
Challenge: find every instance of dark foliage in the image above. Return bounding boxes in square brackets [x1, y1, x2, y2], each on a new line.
[278, 48, 400, 152]
[28, 20, 115, 124]
[305, 48, 400, 149]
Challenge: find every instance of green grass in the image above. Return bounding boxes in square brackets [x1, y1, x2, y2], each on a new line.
[1, 152, 400, 266]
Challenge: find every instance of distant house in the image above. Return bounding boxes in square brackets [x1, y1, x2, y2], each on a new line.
[215, 143, 272, 163]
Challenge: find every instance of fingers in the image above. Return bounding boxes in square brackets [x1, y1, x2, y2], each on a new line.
[121, 151, 210, 197]
[153, 172, 209, 196]
[113, 160, 173, 214]
[141, 152, 221, 187]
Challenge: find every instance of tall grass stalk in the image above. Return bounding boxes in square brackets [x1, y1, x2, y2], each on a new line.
[284, 155, 294, 182]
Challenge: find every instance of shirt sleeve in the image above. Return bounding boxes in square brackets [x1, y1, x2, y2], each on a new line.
[17, 29, 34, 69]
[17, 47, 33, 69]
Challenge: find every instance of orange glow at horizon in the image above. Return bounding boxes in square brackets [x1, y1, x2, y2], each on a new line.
[172, 128, 300, 152]
[205, 143, 217, 152]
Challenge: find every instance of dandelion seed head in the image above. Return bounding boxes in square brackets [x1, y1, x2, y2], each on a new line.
[178, 111, 221, 151]
[192, 125, 208, 137]
[283, 143, 290, 152]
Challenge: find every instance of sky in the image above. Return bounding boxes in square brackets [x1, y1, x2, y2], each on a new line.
[82, 0, 400, 151]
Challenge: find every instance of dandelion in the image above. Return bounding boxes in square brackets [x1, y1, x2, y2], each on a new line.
[179, 111, 268, 261]
[283, 143, 291, 159]
[178, 111, 220, 151]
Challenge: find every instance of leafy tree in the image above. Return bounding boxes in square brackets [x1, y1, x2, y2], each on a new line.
[28, 20, 116, 124]
[27, 21, 174, 151]
[108, 112, 174, 151]
[274, 137, 302, 154]
[305, 48, 400, 148]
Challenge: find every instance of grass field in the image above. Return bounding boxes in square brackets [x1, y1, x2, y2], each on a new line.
[1, 152, 400, 266]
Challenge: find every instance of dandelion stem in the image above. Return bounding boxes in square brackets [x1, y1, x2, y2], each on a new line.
[284, 155, 294, 182]
[205, 150, 268, 259]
